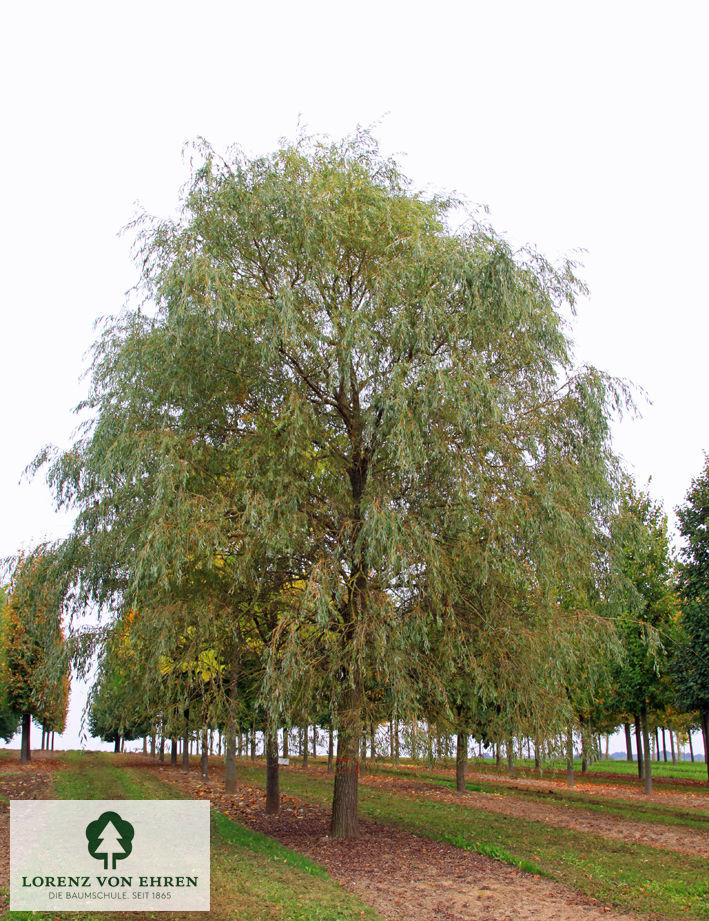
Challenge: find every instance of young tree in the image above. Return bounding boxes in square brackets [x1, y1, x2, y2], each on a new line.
[608, 481, 679, 793]
[3, 546, 71, 762]
[675, 455, 709, 780]
[41, 132, 624, 837]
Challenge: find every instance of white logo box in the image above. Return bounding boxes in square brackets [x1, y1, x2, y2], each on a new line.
[11, 800, 210, 911]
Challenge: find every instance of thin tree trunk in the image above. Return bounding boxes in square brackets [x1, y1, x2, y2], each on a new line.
[394, 717, 400, 765]
[701, 709, 709, 783]
[159, 735, 165, 762]
[689, 730, 695, 762]
[51, 730, 55, 751]
[359, 733, 367, 777]
[534, 737, 540, 771]
[225, 657, 238, 793]
[283, 728, 289, 758]
[200, 726, 209, 778]
[507, 737, 515, 777]
[170, 737, 177, 766]
[624, 722, 633, 761]
[313, 724, 318, 758]
[182, 709, 190, 772]
[328, 727, 334, 773]
[113, 736, 120, 753]
[330, 684, 361, 839]
[495, 742, 501, 769]
[150, 734, 156, 758]
[456, 731, 468, 792]
[566, 724, 575, 788]
[662, 727, 668, 761]
[670, 728, 676, 764]
[250, 723, 256, 760]
[265, 729, 280, 814]
[640, 705, 652, 794]
[302, 726, 309, 768]
[654, 727, 660, 761]
[21, 713, 32, 762]
[634, 717, 643, 779]
[580, 716, 588, 774]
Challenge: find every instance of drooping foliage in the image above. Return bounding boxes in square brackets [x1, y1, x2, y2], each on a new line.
[40, 131, 628, 833]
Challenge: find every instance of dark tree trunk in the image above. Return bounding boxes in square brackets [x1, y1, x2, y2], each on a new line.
[359, 733, 367, 777]
[566, 724, 575, 788]
[654, 727, 660, 761]
[534, 737, 540, 772]
[624, 722, 633, 761]
[21, 713, 32, 763]
[51, 730, 55, 751]
[456, 731, 468, 792]
[640, 705, 652, 794]
[250, 723, 256, 761]
[200, 726, 209, 778]
[688, 729, 695, 762]
[313, 724, 318, 758]
[283, 728, 289, 758]
[182, 709, 190, 772]
[634, 717, 643, 779]
[661, 726, 668, 761]
[495, 742, 501, 769]
[394, 717, 400, 765]
[328, 727, 334, 773]
[670, 728, 676, 764]
[330, 685, 361, 839]
[170, 738, 178, 766]
[265, 730, 280, 814]
[113, 736, 120, 753]
[225, 657, 238, 793]
[580, 716, 588, 774]
[159, 735, 165, 762]
[507, 738, 515, 777]
[150, 734, 156, 758]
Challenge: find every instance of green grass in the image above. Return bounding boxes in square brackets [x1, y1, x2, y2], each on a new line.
[238, 761, 709, 921]
[369, 762, 709, 830]
[3, 752, 381, 921]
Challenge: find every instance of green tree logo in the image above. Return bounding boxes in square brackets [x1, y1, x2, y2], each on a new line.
[85, 811, 134, 870]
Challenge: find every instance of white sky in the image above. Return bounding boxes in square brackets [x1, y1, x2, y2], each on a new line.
[1, 1, 707, 750]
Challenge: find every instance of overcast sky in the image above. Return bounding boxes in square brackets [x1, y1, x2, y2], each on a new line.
[2, 1, 707, 750]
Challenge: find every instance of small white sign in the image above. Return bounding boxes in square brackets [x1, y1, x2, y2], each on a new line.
[11, 800, 210, 911]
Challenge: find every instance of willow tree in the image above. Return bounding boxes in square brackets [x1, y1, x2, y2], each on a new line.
[41, 131, 623, 837]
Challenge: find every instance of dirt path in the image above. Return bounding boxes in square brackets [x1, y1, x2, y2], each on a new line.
[0, 756, 55, 914]
[357, 771, 709, 859]
[160, 765, 643, 921]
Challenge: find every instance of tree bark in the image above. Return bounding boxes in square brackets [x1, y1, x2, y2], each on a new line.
[283, 728, 289, 758]
[250, 723, 256, 760]
[265, 729, 280, 814]
[669, 728, 676, 764]
[20, 712, 31, 764]
[330, 684, 361, 839]
[456, 731, 468, 792]
[688, 729, 695, 762]
[661, 726, 668, 761]
[200, 726, 209, 778]
[159, 735, 165, 762]
[701, 708, 709, 783]
[624, 722, 633, 761]
[394, 716, 400, 765]
[327, 726, 334, 773]
[566, 724, 575, 788]
[634, 717, 643, 779]
[313, 724, 318, 758]
[170, 738, 178, 766]
[113, 736, 120, 753]
[225, 657, 238, 793]
[507, 738, 515, 777]
[182, 708, 190, 772]
[359, 733, 367, 777]
[640, 705, 652, 794]
[301, 726, 309, 768]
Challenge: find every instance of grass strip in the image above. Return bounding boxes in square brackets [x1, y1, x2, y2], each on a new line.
[4, 753, 380, 921]
[239, 761, 709, 921]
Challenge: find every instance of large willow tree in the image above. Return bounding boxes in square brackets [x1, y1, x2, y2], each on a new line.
[44, 132, 624, 837]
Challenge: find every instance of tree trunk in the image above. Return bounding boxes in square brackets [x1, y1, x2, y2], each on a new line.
[534, 737, 541, 771]
[580, 716, 588, 774]
[661, 727, 668, 761]
[669, 728, 676, 764]
[701, 709, 709, 783]
[624, 722, 633, 761]
[330, 685, 361, 839]
[359, 733, 367, 777]
[20, 712, 31, 764]
[182, 709, 190, 772]
[159, 735, 165, 762]
[688, 730, 695, 762]
[225, 657, 238, 793]
[394, 717, 400, 765]
[200, 726, 209, 778]
[456, 731, 468, 792]
[566, 724, 575, 788]
[150, 734, 156, 758]
[634, 717, 643, 779]
[283, 728, 289, 758]
[142, 736, 147, 755]
[328, 727, 334, 773]
[265, 730, 280, 814]
[170, 738, 178, 766]
[301, 726, 309, 768]
[495, 742, 501, 769]
[640, 705, 652, 794]
[113, 736, 120, 753]
[507, 738, 515, 777]
[654, 727, 660, 761]
[313, 724, 318, 758]
[250, 723, 256, 761]
[51, 730, 55, 751]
